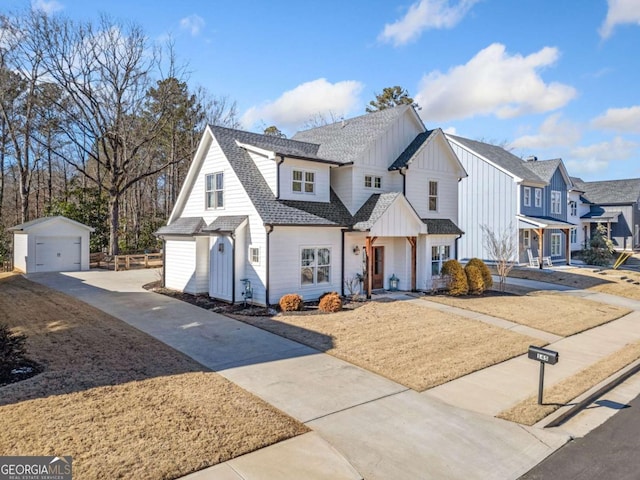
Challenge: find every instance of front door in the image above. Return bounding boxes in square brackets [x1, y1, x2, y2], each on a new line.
[372, 246, 384, 289]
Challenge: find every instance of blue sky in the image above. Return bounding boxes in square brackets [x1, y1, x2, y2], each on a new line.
[6, 0, 640, 181]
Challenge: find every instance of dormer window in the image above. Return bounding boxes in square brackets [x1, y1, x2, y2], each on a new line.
[365, 175, 382, 189]
[293, 170, 315, 194]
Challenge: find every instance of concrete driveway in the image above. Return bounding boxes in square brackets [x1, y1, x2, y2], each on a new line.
[28, 269, 569, 479]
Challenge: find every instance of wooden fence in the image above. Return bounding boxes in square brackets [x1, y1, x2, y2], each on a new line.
[90, 252, 162, 271]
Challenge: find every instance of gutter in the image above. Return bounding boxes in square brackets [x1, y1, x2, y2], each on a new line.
[231, 233, 236, 303]
[341, 229, 346, 297]
[265, 224, 274, 308]
[399, 167, 407, 196]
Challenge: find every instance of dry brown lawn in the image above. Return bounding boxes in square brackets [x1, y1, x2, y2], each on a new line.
[231, 300, 539, 391]
[426, 291, 630, 336]
[498, 339, 640, 426]
[507, 267, 640, 300]
[0, 274, 307, 479]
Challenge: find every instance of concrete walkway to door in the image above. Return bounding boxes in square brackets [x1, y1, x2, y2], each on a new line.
[28, 269, 569, 480]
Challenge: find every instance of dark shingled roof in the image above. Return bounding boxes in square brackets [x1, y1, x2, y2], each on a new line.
[422, 218, 464, 235]
[237, 136, 342, 164]
[448, 135, 545, 184]
[389, 130, 436, 171]
[522, 158, 562, 183]
[581, 209, 622, 220]
[352, 193, 402, 230]
[156, 217, 206, 236]
[202, 216, 248, 233]
[210, 126, 353, 226]
[291, 105, 411, 164]
[578, 178, 640, 205]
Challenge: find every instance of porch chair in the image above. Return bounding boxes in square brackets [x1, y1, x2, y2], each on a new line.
[527, 249, 539, 268]
[542, 256, 553, 267]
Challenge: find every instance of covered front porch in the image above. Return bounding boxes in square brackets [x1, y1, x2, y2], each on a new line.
[516, 214, 576, 269]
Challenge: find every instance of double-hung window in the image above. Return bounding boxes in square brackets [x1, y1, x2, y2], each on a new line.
[551, 233, 561, 256]
[569, 201, 577, 216]
[301, 247, 330, 285]
[431, 245, 450, 276]
[534, 188, 542, 208]
[523, 187, 531, 207]
[570, 229, 577, 244]
[292, 170, 315, 194]
[249, 247, 260, 265]
[523, 230, 531, 249]
[205, 172, 224, 209]
[365, 175, 382, 189]
[429, 181, 438, 212]
[551, 191, 561, 214]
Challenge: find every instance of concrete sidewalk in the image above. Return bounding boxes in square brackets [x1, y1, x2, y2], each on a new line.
[28, 269, 569, 480]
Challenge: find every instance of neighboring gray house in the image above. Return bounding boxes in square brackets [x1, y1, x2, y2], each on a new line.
[575, 178, 640, 250]
[446, 135, 576, 266]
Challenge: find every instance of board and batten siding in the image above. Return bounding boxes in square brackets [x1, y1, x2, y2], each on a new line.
[451, 142, 518, 262]
[268, 226, 343, 303]
[164, 238, 199, 294]
[278, 158, 331, 203]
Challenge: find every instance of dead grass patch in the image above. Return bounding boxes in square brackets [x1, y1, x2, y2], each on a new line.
[426, 291, 630, 336]
[231, 300, 539, 391]
[0, 274, 307, 479]
[498, 340, 640, 426]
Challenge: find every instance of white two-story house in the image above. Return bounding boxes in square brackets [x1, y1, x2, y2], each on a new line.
[157, 105, 467, 306]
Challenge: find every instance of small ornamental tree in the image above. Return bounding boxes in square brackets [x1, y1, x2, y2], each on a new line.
[482, 224, 517, 291]
[466, 258, 493, 290]
[465, 264, 485, 294]
[441, 259, 468, 296]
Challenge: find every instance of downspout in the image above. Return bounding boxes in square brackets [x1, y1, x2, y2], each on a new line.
[230, 233, 236, 303]
[265, 224, 274, 308]
[455, 234, 462, 261]
[399, 167, 407, 196]
[341, 229, 346, 297]
[276, 156, 285, 199]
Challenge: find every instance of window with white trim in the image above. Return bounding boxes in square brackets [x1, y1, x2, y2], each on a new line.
[569, 201, 577, 216]
[523, 187, 531, 207]
[249, 247, 260, 265]
[431, 245, 450, 276]
[534, 188, 542, 208]
[365, 175, 382, 189]
[205, 172, 224, 209]
[523, 230, 531, 249]
[551, 233, 561, 256]
[551, 190, 561, 214]
[428, 181, 438, 212]
[570, 229, 577, 244]
[300, 247, 330, 286]
[292, 170, 315, 194]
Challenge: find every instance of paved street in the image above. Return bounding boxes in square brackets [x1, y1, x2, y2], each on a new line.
[521, 388, 640, 480]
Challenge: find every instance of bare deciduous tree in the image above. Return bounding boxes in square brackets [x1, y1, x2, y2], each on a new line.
[481, 223, 517, 291]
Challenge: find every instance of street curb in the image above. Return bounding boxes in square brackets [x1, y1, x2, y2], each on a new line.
[541, 358, 640, 429]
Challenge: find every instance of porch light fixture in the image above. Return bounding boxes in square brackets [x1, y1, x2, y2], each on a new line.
[353, 245, 361, 255]
[218, 243, 224, 253]
[389, 274, 399, 291]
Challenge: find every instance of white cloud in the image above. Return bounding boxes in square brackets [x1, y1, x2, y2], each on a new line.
[179, 15, 205, 36]
[32, 0, 63, 15]
[379, 0, 479, 46]
[241, 78, 364, 131]
[566, 136, 638, 174]
[443, 126, 457, 135]
[509, 114, 581, 150]
[599, 0, 640, 39]
[415, 43, 577, 122]
[591, 105, 640, 134]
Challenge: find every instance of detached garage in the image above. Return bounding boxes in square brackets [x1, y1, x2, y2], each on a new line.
[9, 216, 94, 273]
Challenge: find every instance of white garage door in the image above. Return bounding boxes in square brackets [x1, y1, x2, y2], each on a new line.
[35, 236, 82, 272]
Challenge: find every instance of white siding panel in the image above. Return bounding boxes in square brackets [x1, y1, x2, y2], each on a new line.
[278, 158, 331, 203]
[330, 166, 354, 212]
[451, 143, 518, 261]
[268, 227, 343, 303]
[13, 233, 28, 273]
[165, 239, 198, 294]
[248, 151, 277, 196]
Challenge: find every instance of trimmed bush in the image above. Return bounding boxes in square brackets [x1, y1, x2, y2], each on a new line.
[441, 259, 468, 296]
[279, 293, 303, 312]
[319, 292, 342, 313]
[466, 258, 493, 290]
[465, 264, 485, 294]
[0, 323, 28, 383]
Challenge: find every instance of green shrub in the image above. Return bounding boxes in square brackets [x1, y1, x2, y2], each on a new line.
[0, 323, 28, 383]
[581, 224, 614, 266]
[465, 264, 485, 294]
[319, 292, 342, 313]
[466, 258, 493, 290]
[441, 259, 468, 296]
[279, 293, 303, 312]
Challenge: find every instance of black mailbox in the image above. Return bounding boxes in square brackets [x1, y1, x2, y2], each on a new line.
[528, 346, 559, 365]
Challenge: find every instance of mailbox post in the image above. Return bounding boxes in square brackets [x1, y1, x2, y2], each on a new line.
[528, 346, 559, 405]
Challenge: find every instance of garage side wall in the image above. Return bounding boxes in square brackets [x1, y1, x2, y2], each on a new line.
[164, 237, 198, 294]
[13, 233, 28, 273]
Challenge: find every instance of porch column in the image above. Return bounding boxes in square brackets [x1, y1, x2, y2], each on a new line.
[563, 228, 571, 265]
[607, 221, 612, 240]
[406, 236, 417, 291]
[365, 236, 376, 299]
[537, 228, 544, 269]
